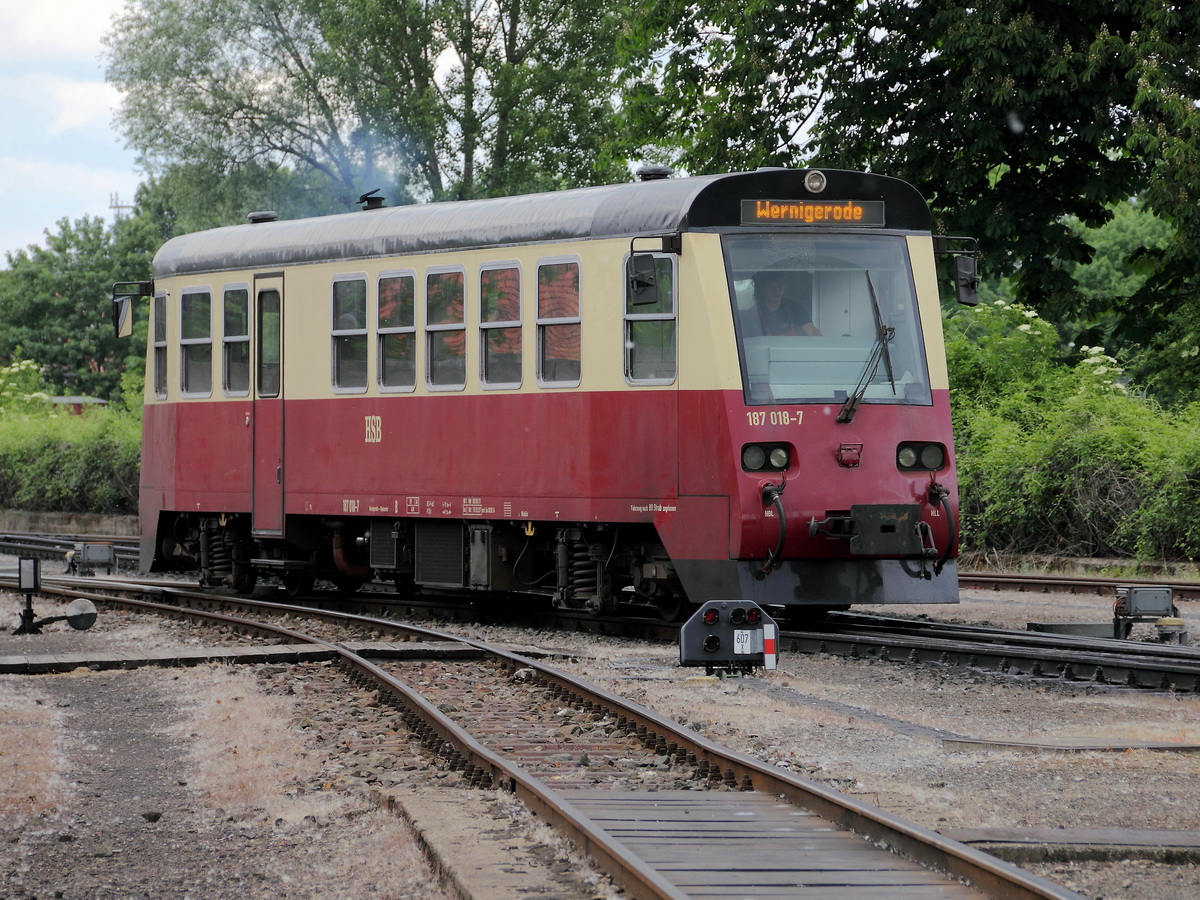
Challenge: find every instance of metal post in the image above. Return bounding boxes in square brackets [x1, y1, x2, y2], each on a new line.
[13, 557, 41, 635]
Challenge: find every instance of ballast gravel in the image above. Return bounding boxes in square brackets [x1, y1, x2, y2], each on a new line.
[1, 582, 1199, 899]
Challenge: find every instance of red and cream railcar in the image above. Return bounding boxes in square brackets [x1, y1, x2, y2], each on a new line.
[115, 168, 967, 617]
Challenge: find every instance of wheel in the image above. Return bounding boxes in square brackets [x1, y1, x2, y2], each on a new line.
[282, 575, 315, 598]
[656, 595, 690, 622]
[232, 568, 257, 595]
[331, 575, 365, 595]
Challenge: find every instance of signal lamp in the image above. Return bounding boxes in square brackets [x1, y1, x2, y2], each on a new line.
[746, 607, 762, 625]
[768, 447, 790, 469]
[730, 607, 747, 625]
[703, 609, 720, 625]
[703, 635, 721, 652]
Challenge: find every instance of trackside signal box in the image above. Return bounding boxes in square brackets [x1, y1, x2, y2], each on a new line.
[679, 600, 778, 675]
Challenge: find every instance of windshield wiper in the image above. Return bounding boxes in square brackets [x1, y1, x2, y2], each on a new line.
[836, 270, 895, 424]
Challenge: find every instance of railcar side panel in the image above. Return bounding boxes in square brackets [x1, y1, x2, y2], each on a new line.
[279, 391, 679, 504]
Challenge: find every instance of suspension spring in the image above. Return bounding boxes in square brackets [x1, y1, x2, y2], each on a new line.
[209, 532, 232, 577]
[570, 543, 597, 597]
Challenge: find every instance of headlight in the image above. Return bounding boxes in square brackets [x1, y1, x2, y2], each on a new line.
[920, 444, 945, 470]
[803, 170, 827, 194]
[897, 442, 947, 472]
[741, 443, 791, 472]
[742, 445, 767, 470]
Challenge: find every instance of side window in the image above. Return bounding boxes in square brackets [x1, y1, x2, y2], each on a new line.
[378, 271, 416, 392]
[257, 288, 281, 398]
[223, 287, 250, 396]
[332, 276, 368, 392]
[153, 292, 167, 398]
[180, 289, 212, 397]
[624, 255, 677, 383]
[480, 263, 522, 388]
[537, 259, 581, 386]
[426, 268, 465, 389]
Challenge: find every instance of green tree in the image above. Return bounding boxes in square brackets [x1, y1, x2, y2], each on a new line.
[105, 0, 628, 207]
[0, 212, 155, 404]
[132, 163, 354, 238]
[1062, 199, 1173, 352]
[621, 1, 1200, 402]
[105, 0, 379, 210]
[811, 2, 1200, 321]
[619, 0, 854, 175]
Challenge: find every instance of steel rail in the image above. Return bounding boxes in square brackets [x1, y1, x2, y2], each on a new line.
[825, 611, 1200, 663]
[795, 617, 1200, 691]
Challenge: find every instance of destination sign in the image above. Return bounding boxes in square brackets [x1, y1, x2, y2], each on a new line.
[741, 199, 885, 226]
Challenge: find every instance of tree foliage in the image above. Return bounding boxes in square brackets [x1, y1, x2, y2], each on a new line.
[619, 0, 855, 174]
[622, 1, 1200, 404]
[0, 213, 155, 403]
[945, 300, 1200, 561]
[105, 0, 375, 209]
[105, 0, 628, 207]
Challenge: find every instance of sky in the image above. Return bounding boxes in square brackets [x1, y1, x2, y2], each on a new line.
[0, 0, 140, 264]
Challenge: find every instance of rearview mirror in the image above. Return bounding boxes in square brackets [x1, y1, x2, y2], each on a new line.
[112, 296, 133, 338]
[954, 255, 979, 307]
[110, 281, 152, 338]
[628, 254, 660, 306]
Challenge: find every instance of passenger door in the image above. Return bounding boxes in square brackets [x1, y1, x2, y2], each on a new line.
[252, 275, 284, 535]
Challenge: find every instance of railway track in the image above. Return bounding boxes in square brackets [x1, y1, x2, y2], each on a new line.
[1, 576, 1081, 899]
[959, 571, 1200, 604]
[0, 532, 139, 569]
[4, 540, 1197, 693]
[5, 528, 1200, 604]
[796, 611, 1200, 692]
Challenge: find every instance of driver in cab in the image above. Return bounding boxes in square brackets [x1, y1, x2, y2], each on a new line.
[752, 270, 821, 336]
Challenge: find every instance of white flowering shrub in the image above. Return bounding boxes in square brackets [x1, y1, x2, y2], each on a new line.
[0, 359, 51, 414]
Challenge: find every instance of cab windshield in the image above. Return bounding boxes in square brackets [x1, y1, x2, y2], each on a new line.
[725, 233, 932, 407]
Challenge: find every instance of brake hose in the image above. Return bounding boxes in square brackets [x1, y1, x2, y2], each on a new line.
[761, 479, 787, 575]
[930, 480, 955, 576]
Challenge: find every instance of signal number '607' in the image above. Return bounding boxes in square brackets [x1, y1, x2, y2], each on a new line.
[364, 415, 383, 443]
[746, 410, 803, 427]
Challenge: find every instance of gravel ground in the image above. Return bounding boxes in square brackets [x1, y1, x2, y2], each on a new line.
[1, 577, 1199, 899]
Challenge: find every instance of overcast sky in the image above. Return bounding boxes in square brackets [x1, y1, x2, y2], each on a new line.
[0, 0, 140, 264]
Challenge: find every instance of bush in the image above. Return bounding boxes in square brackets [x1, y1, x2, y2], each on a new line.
[947, 299, 1200, 561]
[0, 410, 140, 515]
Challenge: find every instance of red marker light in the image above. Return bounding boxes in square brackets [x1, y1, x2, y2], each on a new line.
[703, 609, 720, 625]
[746, 607, 762, 625]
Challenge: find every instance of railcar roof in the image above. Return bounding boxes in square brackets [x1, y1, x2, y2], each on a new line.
[151, 169, 930, 278]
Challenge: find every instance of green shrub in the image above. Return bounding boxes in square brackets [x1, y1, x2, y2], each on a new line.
[947, 299, 1200, 561]
[0, 410, 140, 515]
